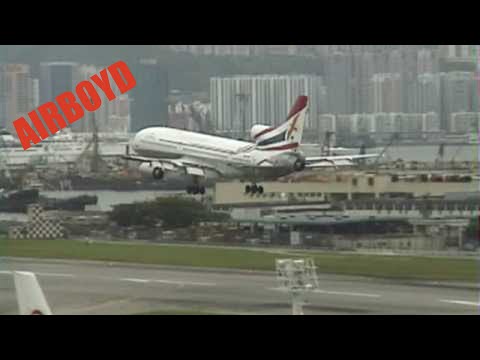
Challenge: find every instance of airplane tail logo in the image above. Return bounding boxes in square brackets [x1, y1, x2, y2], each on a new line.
[254, 96, 308, 151]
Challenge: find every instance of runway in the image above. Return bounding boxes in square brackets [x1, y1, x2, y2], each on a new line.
[1, 258, 478, 315]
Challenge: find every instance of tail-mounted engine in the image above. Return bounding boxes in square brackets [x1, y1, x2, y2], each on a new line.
[269, 153, 306, 172]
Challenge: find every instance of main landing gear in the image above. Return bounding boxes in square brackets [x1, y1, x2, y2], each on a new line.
[245, 183, 264, 195]
[186, 176, 206, 195]
[186, 185, 206, 195]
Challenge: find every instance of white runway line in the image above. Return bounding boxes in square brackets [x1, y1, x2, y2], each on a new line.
[313, 290, 382, 298]
[2, 271, 215, 287]
[151, 279, 216, 287]
[0, 270, 75, 278]
[121, 278, 150, 283]
[439, 299, 480, 307]
[37, 272, 76, 278]
[120, 278, 216, 287]
[268, 287, 381, 298]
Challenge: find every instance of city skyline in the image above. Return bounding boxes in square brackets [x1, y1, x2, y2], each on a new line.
[0, 45, 479, 142]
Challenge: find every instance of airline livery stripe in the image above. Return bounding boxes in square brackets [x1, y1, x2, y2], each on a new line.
[254, 127, 274, 139]
[254, 96, 308, 140]
[258, 142, 299, 151]
[257, 131, 287, 147]
[287, 113, 300, 138]
[286, 95, 308, 119]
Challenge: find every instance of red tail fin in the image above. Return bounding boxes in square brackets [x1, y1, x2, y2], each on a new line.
[286, 96, 308, 121]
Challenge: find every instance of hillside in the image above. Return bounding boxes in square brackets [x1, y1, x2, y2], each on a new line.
[0, 45, 324, 92]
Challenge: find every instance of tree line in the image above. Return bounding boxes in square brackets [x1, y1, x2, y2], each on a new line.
[109, 197, 230, 228]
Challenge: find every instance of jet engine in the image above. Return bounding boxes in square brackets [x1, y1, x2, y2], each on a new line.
[293, 157, 306, 172]
[250, 125, 273, 141]
[138, 162, 164, 180]
[270, 153, 306, 172]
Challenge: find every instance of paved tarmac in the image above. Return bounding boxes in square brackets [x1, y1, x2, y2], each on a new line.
[0, 258, 478, 315]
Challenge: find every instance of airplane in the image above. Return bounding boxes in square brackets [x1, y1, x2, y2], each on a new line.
[123, 96, 380, 195]
[14, 271, 53, 315]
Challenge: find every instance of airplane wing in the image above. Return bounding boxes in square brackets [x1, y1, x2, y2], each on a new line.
[305, 154, 381, 168]
[122, 154, 222, 177]
[306, 154, 380, 163]
[306, 159, 355, 168]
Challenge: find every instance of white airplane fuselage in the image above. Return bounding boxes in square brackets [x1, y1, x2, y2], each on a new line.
[125, 96, 378, 193]
[132, 127, 304, 181]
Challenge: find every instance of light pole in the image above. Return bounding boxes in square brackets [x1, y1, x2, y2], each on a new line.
[275, 258, 319, 315]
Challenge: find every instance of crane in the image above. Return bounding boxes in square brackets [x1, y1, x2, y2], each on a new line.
[76, 112, 107, 174]
[375, 132, 400, 172]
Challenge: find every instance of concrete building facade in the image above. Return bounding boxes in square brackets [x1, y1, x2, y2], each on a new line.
[210, 74, 326, 138]
[1, 64, 34, 132]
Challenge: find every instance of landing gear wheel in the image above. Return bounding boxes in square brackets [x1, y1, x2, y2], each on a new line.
[186, 185, 205, 195]
[245, 183, 265, 195]
[153, 167, 164, 180]
[186, 174, 207, 195]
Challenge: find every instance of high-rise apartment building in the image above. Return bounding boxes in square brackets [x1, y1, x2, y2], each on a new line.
[108, 94, 131, 134]
[325, 52, 352, 114]
[351, 52, 375, 113]
[2, 64, 34, 132]
[441, 71, 478, 131]
[210, 74, 326, 138]
[416, 73, 442, 114]
[39, 62, 79, 105]
[128, 59, 169, 132]
[369, 73, 403, 113]
[70, 64, 110, 133]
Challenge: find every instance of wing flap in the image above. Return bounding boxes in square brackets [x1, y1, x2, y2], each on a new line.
[306, 153, 380, 163]
[162, 162, 177, 171]
[122, 154, 158, 163]
[185, 167, 205, 176]
[306, 159, 354, 168]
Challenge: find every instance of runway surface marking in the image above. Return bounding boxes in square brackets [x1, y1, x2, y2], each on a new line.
[120, 278, 150, 283]
[312, 289, 382, 298]
[1, 271, 215, 287]
[439, 299, 480, 307]
[120, 278, 216, 287]
[0, 270, 75, 278]
[3, 268, 479, 313]
[35, 272, 76, 278]
[268, 287, 381, 298]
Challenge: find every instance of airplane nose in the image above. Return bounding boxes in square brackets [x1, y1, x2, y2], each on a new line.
[132, 128, 153, 150]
